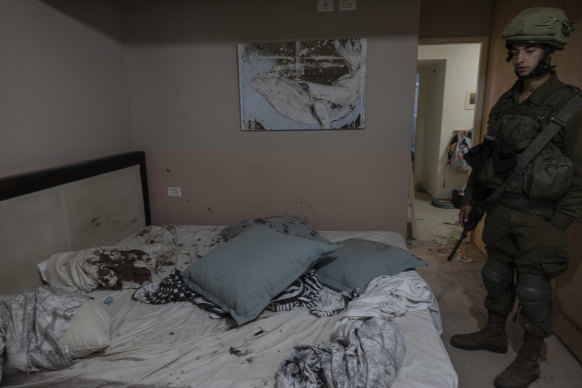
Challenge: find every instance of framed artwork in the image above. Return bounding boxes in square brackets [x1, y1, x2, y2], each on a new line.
[465, 90, 476, 110]
[237, 38, 367, 131]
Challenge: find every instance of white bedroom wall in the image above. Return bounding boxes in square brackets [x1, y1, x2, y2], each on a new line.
[125, 0, 421, 234]
[0, 0, 133, 177]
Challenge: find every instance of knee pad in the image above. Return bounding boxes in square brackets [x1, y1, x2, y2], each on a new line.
[481, 260, 514, 298]
[516, 273, 551, 322]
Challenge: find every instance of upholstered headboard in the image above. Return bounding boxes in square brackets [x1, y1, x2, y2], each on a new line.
[0, 152, 150, 294]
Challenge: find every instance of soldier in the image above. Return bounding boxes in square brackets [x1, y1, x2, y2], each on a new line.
[450, 7, 582, 388]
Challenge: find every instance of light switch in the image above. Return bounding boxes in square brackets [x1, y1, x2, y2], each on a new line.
[167, 187, 182, 197]
[339, 0, 357, 11]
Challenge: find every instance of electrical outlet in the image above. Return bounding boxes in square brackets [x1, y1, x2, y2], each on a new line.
[317, 0, 334, 12]
[167, 187, 182, 198]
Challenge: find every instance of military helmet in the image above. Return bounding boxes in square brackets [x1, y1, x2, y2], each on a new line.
[502, 7, 574, 50]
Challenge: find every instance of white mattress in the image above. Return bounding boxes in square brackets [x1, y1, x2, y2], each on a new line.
[3, 229, 457, 388]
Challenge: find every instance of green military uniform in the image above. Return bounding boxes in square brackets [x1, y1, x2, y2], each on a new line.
[451, 8, 581, 388]
[462, 73, 582, 336]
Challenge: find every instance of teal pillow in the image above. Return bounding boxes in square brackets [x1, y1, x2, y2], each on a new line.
[315, 238, 426, 293]
[182, 225, 341, 325]
[221, 215, 329, 242]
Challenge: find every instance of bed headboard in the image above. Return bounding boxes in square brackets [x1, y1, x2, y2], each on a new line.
[0, 152, 150, 294]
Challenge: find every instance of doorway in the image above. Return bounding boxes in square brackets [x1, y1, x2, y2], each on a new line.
[409, 38, 488, 247]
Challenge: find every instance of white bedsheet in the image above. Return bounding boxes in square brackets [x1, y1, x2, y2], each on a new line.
[3, 228, 457, 388]
[345, 272, 442, 334]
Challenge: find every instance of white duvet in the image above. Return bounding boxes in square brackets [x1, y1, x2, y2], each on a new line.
[346, 271, 443, 334]
[3, 227, 457, 388]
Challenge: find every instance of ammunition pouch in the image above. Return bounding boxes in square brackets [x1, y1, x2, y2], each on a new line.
[528, 143, 573, 200]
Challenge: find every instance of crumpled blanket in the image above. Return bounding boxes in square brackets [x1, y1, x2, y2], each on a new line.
[0, 286, 89, 382]
[117, 224, 225, 260]
[345, 271, 443, 334]
[276, 317, 405, 388]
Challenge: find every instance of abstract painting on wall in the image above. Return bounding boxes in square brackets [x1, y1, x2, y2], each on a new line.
[237, 38, 367, 131]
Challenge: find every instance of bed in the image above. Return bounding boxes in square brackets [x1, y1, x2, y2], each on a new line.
[0, 152, 458, 388]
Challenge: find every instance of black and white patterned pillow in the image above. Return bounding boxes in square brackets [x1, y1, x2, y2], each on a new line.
[133, 270, 228, 318]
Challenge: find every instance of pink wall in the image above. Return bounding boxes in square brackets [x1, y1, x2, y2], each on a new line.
[127, 0, 420, 236]
[146, 148, 410, 231]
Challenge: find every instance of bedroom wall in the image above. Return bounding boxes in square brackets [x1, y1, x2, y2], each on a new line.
[125, 0, 421, 234]
[0, 0, 133, 177]
[0, 0, 494, 237]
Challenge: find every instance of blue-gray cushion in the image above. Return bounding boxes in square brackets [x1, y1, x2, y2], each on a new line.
[182, 225, 341, 325]
[315, 238, 426, 293]
[221, 215, 329, 242]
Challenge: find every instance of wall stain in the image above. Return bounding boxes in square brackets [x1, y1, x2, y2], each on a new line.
[296, 197, 317, 218]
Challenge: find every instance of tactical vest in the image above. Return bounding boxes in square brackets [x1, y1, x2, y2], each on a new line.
[478, 84, 580, 201]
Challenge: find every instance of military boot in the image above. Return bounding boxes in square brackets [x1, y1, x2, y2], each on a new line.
[450, 312, 508, 353]
[494, 331, 544, 388]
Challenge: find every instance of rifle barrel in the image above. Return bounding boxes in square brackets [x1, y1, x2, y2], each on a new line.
[447, 229, 468, 262]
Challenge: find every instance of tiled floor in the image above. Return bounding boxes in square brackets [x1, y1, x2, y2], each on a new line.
[407, 191, 582, 388]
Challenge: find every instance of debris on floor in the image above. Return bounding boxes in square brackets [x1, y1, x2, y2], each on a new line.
[432, 237, 484, 264]
[430, 199, 455, 209]
[433, 236, 448, 245]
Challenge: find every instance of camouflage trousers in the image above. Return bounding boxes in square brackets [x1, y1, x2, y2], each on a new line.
[481, 203, 570, 336]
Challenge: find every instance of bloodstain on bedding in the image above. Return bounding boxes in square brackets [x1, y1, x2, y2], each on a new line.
[193, 235, 223, 258]
[87, 248, 153, 290]
[229, 347, 249, 357]
[157, 253, 176, 267]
